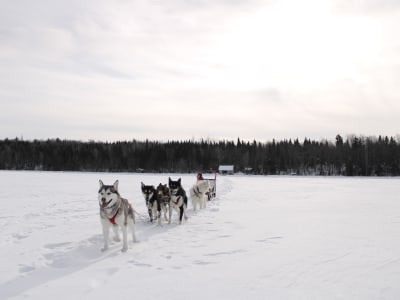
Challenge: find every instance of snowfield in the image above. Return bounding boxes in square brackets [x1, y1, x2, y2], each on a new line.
[1, 171, 400, 299]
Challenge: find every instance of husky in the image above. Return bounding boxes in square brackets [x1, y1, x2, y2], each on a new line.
[190, 179, 210, 211]
[98, 180, 136, 252]
[168, 177, 188, 224]
[141, 182, 161, 225]
[156, 183, 170, 222]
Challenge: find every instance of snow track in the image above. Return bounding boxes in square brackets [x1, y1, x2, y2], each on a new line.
[1, 171, 400, 299]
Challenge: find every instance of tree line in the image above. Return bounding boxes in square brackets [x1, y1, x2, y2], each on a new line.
[0, 135, 399, 176]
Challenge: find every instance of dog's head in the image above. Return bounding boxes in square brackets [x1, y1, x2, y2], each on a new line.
[168, 177, 182, 195]
[156, 183, 170, 199]
[141, 182, 156, 204]
[196, 179, 210, 193]
[98, 180, 120, 209]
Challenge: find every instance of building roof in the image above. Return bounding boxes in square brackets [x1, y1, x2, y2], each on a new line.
[219, 165, 234, 171]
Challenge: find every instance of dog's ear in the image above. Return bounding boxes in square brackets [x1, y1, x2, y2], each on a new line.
[178, 178, 181, 184]
[113, 180, 119, 191]
[169, 177, 171, 183]
[99, 180, 104, 187]
[141, 182, 144, 189]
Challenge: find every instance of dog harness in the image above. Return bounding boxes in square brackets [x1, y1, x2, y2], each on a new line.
[192, 187, 202, 197]
[172, 196, 181, 205]
[101, 201, 121, 225]
[108, 208, 120, 225]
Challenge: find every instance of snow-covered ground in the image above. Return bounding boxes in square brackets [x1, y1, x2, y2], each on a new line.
[1, 171, 400, 299]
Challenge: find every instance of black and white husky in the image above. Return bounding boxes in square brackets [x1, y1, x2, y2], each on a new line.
[98, 180, 136, 252]
[141, 182, 161, 225]
[168, 177, 188, 224]
[190, 179, 210, 211]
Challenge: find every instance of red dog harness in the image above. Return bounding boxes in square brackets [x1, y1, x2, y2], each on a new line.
[172, 196, 181, 205]
[108, 208, 120, 225]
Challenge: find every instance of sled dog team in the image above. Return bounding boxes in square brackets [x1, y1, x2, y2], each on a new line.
[98, 177, 210, 252]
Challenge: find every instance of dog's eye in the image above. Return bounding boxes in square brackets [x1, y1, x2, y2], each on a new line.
[107, 192, 111, 195]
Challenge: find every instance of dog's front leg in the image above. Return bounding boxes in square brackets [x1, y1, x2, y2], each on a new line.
[112, 224, 121, 242]
[168, 204, 172, 224]
[148, 208, 153, 223]
[163, 204, 169, 222]
[101, 219, 110, 251]
[157, 210, 162, 225]
[179, 206, 184, 224]
[157, 200, 162, 225]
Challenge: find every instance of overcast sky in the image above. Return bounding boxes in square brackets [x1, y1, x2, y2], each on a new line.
[1, 0, 400, 142]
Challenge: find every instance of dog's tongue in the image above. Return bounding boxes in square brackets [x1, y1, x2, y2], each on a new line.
[101, 199, 113, 208]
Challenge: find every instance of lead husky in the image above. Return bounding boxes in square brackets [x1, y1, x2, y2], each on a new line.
[168, 177, 188, 224]
[190, 179, 210, 211]
[98, 180, 136, 252]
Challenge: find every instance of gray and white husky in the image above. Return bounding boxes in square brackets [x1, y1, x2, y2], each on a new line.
[98, 180, 137, 252]
[156, 183, 170, 222]
[190, 179, 210, 211]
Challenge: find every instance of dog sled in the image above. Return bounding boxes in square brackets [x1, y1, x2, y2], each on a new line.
[197, 172, 217, 200]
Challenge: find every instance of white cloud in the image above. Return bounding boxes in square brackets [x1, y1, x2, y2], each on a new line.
[1, 0, 400, 142]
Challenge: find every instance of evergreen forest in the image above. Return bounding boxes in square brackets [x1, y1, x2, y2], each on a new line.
[1, 135, 399, 176]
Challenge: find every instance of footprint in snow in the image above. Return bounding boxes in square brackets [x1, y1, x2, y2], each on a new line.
[19, 264, 36, 274]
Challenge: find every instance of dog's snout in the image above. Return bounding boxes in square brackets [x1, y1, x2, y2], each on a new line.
[101, 197, 106, 202]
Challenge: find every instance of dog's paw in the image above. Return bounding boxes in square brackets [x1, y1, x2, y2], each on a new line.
[101, 246, 108, 252]
[121, 247, 128, 252]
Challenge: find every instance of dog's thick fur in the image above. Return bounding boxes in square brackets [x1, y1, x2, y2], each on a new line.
[141, 182, 161, 225]
[168, 177, 188, 224]
[156, 183, 170, 222]
[190, 179, 210, 211]
[98, 180, 136, 252]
